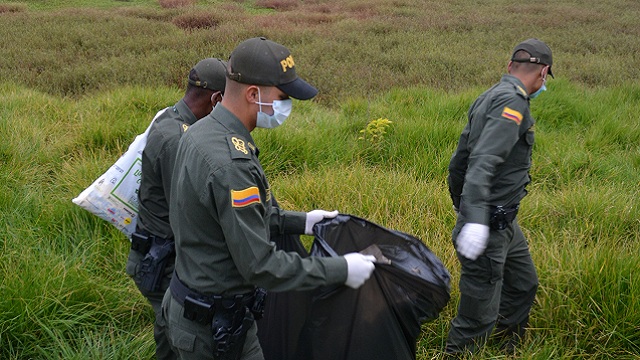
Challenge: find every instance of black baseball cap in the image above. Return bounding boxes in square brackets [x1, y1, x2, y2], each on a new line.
[511, 38, 554, 78]
[227, 37, 318, 100]
[188, 58, 227, 92]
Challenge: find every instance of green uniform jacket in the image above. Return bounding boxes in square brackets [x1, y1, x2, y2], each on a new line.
[170, 104, 347, 296]
[448, 75, 535, 226]
[137, 99, 197, 239]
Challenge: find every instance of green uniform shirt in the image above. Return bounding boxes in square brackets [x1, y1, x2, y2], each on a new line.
[170, 104, 347, 296]
[137, 99, 197, 239]
[448, 75, 535, 226]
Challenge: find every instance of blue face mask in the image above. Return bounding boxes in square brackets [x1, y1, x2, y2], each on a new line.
[530, 83, 547, 99]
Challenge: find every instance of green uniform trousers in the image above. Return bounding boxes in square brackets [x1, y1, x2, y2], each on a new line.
[162, 289, 264, 360]
[126, 249, 176, 360]
[446, 217, 538, 354]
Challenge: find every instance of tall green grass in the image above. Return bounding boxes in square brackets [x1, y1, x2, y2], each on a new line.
[2, 78, 639, 358]
[1, 0, 639, 359]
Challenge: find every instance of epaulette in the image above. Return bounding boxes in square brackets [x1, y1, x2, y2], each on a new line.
[226, 135, 253, 160]
[515, 84, 528, 99]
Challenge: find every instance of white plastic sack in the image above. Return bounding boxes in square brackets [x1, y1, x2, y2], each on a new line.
[72, 108, 168, 237]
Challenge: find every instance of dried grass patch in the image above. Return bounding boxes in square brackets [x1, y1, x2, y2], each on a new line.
[172, 11, 222, 30]
[0, 2, 26, 13]
[255, 0, 299, 11]
[159, 0, 196, 9]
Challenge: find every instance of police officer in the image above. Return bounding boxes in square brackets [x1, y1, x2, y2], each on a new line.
[445, 38, 553, 355]
[126, 58, 227, 360]
[162, 37, 377, 360]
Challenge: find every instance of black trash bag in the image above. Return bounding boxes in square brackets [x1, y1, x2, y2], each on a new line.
[256, 199, 313, 360]
[297, 214, 451, 360]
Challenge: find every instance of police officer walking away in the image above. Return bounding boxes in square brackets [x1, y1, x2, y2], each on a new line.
[126, 58, 227, 360]
[162, 37, 377, 360]
[445, 39, 553, 356]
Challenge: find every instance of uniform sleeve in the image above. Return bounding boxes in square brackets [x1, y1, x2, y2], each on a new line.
[157, 133, 179, 206]
[461, 93, 528, 225]
[269, 205, 306, 236]
[211, 160, 347, 292]
[448, 123, 472, 209]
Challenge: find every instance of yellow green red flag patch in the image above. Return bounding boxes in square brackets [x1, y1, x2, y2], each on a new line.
[501, 107, 523, 125]
[231, 187, 260, 207]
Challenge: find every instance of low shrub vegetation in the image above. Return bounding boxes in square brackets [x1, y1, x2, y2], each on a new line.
[0, 2, 26, 12]
[159, 0, 195, 9]
[1, 0, 639, 359]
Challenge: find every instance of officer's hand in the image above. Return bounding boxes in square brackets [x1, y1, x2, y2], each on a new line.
[305, 210, 339, 235]
[343, 253, 376, 289]
[456, 223, 490, 260]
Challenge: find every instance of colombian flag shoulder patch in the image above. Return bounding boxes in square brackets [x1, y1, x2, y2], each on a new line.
[501, 106, 523, 125]
[231, 187, 261, 207]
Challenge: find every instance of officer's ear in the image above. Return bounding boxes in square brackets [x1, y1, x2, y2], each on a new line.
[210, 91, 223, 106]
[245, 85, 260, 105]
[541, 65, 549, 81]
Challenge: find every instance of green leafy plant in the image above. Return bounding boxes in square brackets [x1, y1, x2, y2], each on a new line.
[358, 117, 393, 145]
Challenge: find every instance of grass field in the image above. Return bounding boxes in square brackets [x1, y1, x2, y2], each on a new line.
[1, 0, 639, 359]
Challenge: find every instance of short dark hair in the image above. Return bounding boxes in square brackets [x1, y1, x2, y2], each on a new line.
[186, 68, 215, 97]
[511, 50, 546, 74]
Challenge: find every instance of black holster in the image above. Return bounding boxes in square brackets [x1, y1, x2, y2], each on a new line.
[170, 273, 266, 359]
[210, 288, 267, 359]
[211, 299, 254, 360]
[133, 233, 175, 292]
[489, 205, 519, 230]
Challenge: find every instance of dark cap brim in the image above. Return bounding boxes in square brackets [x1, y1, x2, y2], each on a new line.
[277, 77, 318, 100]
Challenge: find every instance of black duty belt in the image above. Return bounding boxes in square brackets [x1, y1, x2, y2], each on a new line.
[489, 204, 519, 231]
[170, 271, 256, 325]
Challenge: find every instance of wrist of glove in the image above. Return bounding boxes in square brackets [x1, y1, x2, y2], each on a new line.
[456, 223, 490, 260]
[305, 209, 339, 235]
[343, 253, 376, 289]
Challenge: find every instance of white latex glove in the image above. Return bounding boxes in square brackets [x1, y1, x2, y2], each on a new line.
[456, 223, 490, 260]
[305, 210, 339, 235]
[343, 253, 376, 289]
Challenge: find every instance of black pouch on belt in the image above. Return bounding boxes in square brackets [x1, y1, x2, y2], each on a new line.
[183, 296, 215, 325]
[250, 288, 267, 320]
[131, 231, 152, 254]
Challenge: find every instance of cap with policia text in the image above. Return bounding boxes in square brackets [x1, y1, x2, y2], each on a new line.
[227, 37, 318, 100]
[188, 58, 228, 92]
[511, 38, 554, 78]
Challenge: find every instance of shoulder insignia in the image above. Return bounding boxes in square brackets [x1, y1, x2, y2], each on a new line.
[231, 187, 261, 207]
[501, 106, 523, 125]
[181, 124, 189, 133]
[516, 85, 528, 98]
[227, 135, 252, 160]
[247, 142, 256, 153]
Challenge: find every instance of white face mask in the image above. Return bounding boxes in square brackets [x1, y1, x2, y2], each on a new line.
[255, 88, 292, 129]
